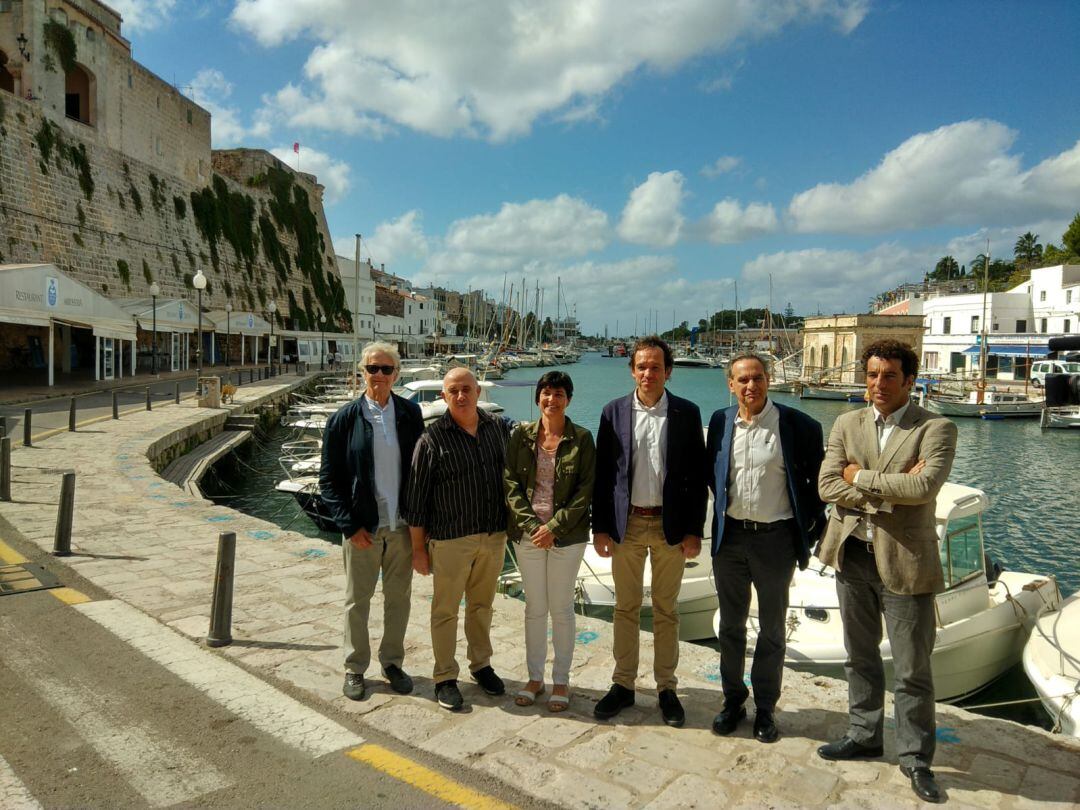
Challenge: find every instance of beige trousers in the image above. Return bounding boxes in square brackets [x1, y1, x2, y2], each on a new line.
[429, 531, 507, 683]
[611, 514, 685, 691]
[343, 525, 413, 675]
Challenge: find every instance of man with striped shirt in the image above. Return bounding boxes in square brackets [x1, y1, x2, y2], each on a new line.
[405, 367, 514, 711]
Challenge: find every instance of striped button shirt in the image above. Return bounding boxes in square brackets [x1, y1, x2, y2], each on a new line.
[403, 409, 513, 540]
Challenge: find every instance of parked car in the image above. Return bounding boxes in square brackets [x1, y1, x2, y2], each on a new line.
[1030, 360, 1080, 386]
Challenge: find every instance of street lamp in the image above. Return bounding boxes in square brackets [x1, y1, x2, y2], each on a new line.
[267, 299, 277, 375]
[149, 280, 160, 375]
[319, 313, 326, 370]
[193, 269, 207, 379]
[224, 301, 232, 367]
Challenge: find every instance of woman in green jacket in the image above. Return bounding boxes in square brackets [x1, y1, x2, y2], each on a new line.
[504, 370, 596, 712]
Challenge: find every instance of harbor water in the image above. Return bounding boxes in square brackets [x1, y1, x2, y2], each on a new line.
[202, 351, 1080, 727]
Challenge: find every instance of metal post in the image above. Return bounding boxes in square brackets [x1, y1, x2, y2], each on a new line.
[206, 531, 236, 647]
[175, 382, 181, 404]
[69, 397, 77, 431]
[53, 471, 76, 557]
[23, 409, 31, 447]
[249, 369, 254, 384]
[146, 387, 152, 411]
[0, 416, 7, 438]
[1, 436, 11, 502]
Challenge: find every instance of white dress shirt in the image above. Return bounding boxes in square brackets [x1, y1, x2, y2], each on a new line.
[851, 398, 910, 541]
[361, 395, 401, 530]
[726, 398, 793, 523]
[630, 390, 668, 508]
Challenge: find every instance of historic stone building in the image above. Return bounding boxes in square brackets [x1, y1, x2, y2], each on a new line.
[801, 314, 925, 383]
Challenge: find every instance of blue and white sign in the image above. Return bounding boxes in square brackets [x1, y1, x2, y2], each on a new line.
[247, 314, 254, 329]
[46, 276, 59, 308]
[178, 302, 185, 319]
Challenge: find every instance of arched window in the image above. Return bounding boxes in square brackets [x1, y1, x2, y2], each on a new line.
[841, 346, 849, 368]
[808, 346, 816, 370]
[65, 63, 95, 126]
[822, 345, 830, 371]
[0, 50, 15, 95]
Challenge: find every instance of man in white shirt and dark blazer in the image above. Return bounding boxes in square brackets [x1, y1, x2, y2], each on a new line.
[705, 353, 825, 743]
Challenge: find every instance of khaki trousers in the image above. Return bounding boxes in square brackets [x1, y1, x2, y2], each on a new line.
[611, 514, 685, 691]
[429, 532, 507, 683]
[343, 526, 413, 675]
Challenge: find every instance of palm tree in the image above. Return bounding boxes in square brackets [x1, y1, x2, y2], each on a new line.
[933, 256, 959, 280]
[1014, 232, 1043, 268]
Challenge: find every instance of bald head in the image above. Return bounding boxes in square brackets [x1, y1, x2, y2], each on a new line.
[442, 366, 481, 427]
[443, 366, 478, 391]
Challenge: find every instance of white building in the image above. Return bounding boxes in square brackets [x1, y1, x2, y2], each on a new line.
[335, 256, 377, 342]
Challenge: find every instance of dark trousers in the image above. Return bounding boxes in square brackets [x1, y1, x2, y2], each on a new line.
[835, 539, 937, 769]
[713, 520, 797, 711]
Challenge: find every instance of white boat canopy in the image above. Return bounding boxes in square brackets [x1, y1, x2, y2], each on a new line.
[0, 263, 138, 385]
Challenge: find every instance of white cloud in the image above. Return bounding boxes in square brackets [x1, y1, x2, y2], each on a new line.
[185, 69, 258, 148]
[788, 120, 1080, 234]
[232, 0, 869, 141]
[618, 171, 686, 246]
[109, 0, 177, 32]
[268, 145, 352, 204]
[701, 198, 778, 243]
[362, 211, 431, 266]
[701, 156, 741, 178]
[699, 58, 745, 94]
[446, 195, 610, 257]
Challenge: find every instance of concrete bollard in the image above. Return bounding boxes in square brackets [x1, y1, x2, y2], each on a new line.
[69, 397, 77, 431]
[23, 409, 32, 447]
[112, 391, 119, 419]
[1, 436, 11, 501]
[146, 387, 152, 411]
[175, 382, 181, 405]
[0, 415, 7, 439]
[249, 369, 254, 384]
[52, 471, 76, 557]
[206, 531, 236, 647]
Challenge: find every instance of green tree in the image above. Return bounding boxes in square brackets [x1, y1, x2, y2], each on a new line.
[1014, 231, 1043, 269]
[1063, 213, 1080, 257]
[930, 256, 960, 280]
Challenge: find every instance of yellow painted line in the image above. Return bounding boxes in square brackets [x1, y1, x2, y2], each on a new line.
[0, 539, 29, 565]
[50, 587, 92, 605]
[347, 744, 517, 810]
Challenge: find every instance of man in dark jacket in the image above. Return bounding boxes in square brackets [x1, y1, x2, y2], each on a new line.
[706, 353, 825, 743]
[592, 336, 707, 727]
[319, 341, 424, 701]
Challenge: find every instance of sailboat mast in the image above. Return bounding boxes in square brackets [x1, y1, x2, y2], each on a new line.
[353, 234, 361, 395]
[978, 241, 990, 404]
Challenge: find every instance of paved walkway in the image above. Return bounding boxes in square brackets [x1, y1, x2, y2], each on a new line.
[1, 378, 1078, 808]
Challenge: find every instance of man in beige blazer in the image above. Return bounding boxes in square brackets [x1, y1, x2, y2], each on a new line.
[816, 339, 956, 805]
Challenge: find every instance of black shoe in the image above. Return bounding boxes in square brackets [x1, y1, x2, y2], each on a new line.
[594, 684, 635, 720]
[382, 664, 413, 695]
[817, 736, 884, 761]
[711, 704, 746, 736]
[470, 665, 505, 696]
[434, 679, 464, 711]
[342, 672, 366, 701]
[658, 689, 685, 728]
[753, 709, 779, 743]
[900, 766, 943, 803]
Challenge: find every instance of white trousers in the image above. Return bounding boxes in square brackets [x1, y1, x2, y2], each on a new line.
[515, 540, 587, 685]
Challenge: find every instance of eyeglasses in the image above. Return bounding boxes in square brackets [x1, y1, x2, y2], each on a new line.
[364, 364, 396, 376]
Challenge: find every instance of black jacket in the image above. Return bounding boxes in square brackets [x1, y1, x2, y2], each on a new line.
[318, 393, 424, 537]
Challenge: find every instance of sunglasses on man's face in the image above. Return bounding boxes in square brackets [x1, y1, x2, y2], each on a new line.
[364, 364, 396, 376]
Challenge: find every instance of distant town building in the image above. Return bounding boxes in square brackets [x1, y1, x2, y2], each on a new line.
[801, 314, 925, 383]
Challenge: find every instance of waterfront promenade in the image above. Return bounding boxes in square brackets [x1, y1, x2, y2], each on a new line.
[1, 376, 1078, 808]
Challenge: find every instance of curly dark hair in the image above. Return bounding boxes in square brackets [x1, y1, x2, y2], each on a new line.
[535, 371, 574, 403]
[861, 339, 918, 379]
[629, 335, 673, 369]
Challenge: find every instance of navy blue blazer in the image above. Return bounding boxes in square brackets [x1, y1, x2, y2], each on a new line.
[706, 401, 825, 569]
[593, 390, 707, 545]
[319, 393, 424, 537]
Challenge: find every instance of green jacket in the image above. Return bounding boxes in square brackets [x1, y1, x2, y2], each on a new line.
[504, 417, 596, 546]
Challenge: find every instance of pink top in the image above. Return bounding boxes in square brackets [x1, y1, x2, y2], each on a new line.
[531, 443, 557, 524]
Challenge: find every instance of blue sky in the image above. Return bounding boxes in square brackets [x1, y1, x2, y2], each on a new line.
[115, 0, 1080, 334]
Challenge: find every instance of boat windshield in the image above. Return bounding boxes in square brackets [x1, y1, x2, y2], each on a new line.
[939, 515, 985, 588]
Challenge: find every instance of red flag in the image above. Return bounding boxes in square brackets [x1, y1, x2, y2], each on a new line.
[293, 142, 300, 153]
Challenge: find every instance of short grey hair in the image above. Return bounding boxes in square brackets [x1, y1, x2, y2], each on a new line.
[361, 341, 401, 368]
[726, 352, 772, 380]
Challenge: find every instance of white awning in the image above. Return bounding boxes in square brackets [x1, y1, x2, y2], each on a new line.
[0, 263, 137, 341]
[118, 297, 203, 333]
[206, 309, 271, 336]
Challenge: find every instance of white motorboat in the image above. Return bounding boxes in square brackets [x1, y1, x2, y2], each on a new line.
[799, 384, 866, 402]
[1023, 591, 1080, 736]
[672, 350, 717, 369]
[400, 379, 505, 424]
[926, 389, 1044, 419]
[1040, 407, 1080, 429]
[726, 482, 1063, 702]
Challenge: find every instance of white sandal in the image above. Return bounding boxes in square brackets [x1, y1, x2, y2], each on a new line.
[514, 685, 545, 706]
[548, 689, 570, 713]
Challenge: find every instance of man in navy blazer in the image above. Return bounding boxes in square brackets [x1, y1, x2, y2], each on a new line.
[706, 353, 825, 742]
[592, 336, 707, 727]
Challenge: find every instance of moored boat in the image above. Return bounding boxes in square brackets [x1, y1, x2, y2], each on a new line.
[925, 389, 1044, 418]
[1023, 591, 1080, 736]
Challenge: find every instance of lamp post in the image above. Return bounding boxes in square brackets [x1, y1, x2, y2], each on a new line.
[193, 269, 207, 379]
[149, 281, 160, 375]
[224, 301, 232, 367]
[319, 313, 326, 370]
[267, 299, 277, 375]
